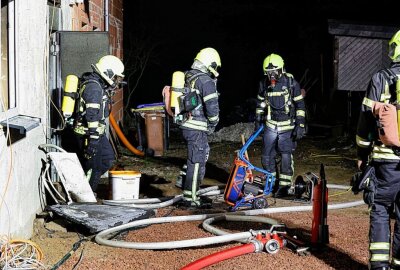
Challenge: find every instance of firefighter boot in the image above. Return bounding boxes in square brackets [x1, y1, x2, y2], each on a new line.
[274, 185, 289, 198]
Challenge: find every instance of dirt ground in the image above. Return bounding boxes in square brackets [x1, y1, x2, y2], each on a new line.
[30, 128, 374, 270]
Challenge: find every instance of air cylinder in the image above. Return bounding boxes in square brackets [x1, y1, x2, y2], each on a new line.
[170, 71, 185, 115]
[61, 75, 79, 118]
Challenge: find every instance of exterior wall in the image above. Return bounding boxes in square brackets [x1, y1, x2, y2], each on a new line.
[0, 0, 124, 238]
[0, 0, 49, 238]
[71, 0, 124, 122]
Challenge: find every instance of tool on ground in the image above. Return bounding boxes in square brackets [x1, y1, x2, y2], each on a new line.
[224, 125, 276, 211]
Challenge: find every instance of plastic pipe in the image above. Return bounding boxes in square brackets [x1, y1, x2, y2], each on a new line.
[102, 186, 223, 209]
[181, 242, 257, 270]
[109, 113, 145, 157]
[95, 200, 364, 250]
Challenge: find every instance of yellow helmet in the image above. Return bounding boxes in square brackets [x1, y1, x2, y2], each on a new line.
[195, 47, 221, 77]
[389, 30, 400, 62]
[94, 55, 125, 86]
[263, 53, 284, 74]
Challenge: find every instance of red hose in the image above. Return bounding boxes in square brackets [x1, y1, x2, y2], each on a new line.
[109, 113, 145, 157]
[181, 243, 256, 270]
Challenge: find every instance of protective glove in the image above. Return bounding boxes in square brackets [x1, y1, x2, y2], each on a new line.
[291, 124, 305, 141]
[206, 126, 215, 135]
[84, 140, 99, 159]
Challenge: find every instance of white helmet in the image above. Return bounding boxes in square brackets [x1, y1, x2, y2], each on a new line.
[194, 47, 221, 77]
[94, 55, 125, 86]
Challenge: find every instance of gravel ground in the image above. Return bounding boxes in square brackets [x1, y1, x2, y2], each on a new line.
[31, 129, 375, 270]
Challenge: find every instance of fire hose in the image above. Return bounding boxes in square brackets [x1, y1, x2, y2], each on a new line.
[109, 113, 145, 157]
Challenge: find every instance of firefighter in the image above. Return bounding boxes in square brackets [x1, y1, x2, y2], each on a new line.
[73, 55, 124, 193]
[356, 29, 400, 270]
[254, 53, 306, 197]
[176, 47, 221, 208]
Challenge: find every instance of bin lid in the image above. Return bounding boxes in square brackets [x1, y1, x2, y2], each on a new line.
[109, 170, 141, 177]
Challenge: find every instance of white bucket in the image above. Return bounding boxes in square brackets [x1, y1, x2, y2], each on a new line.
[109, 171, 141, 200]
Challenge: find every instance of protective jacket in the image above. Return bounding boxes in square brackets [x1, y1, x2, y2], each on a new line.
[73, 72, 111, 141]
[356, 63, 400, 163]
[72, 72, 115, 192]
[256, 73, 305, 132]
[179, 69, 220, 132]
[356, 62, 400, 269]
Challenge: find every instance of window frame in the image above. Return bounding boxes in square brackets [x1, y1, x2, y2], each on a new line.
[0, 0, 17, 120]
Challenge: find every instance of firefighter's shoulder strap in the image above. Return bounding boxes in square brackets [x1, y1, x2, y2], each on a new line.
[285, 72, 295, 97]
[78, 78, 102, 95]
[184, 71, 205, 93]
[380, 68, 399, 103]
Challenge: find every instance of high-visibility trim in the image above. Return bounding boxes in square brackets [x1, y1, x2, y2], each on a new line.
[279, 180, 291, 186]
[256, 109, 264, 114]
[267, 119, 292, 126]
[371, 145, 400, 160]
[280, 174, 292, 181]
[293, 95, 304, 101]
[96, 124, 106, 135]
[88, 121, 99, 128]
[86, 103, 100, 109]
[181, 120, 208, 131]
[392, 258, 400, 265]
[296, 110, 306, 117]
[74, 125, 88, 135]
[370, 242, 390, 250]
[90, 135, 99, 140]
[257, 95, 264, 100]
[371, 152, 400, 160]
[208, 115, 219, 122]
[267, 89, 288, 97]
[284, 89, 289, 113]
[370, 254, 390, 262]
[382, 82, 390, 103]
[192, 163, 200, 202]
[356, 135, 371, 148]
[362, 97, 374, 108]
[203, 92, 218, 102]
[266, 122, 294, 132]
[299, 123, 305, 128]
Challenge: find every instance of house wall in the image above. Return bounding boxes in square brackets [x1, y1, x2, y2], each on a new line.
[0, 0, 124, 238]
[0, 0, 49, 238]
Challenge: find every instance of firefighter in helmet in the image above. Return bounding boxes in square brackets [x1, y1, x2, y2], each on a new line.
[254, 53, 306, 197]
[73, 55, 124, 193]
[175, 47, 221, 208]
[356, 29, 400, 270]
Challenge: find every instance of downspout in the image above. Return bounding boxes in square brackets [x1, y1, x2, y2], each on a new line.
[104, 0, 109, 31]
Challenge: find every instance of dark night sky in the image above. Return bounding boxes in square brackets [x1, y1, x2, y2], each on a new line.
[123, 0, 399, 126]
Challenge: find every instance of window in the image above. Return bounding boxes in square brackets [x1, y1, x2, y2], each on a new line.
[0, 0, 15, 113]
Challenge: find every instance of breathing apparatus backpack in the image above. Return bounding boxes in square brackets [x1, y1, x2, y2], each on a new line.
[169, 70, 203, 124]
[373, 68, 400, 147]
[61, 74, 102, 126]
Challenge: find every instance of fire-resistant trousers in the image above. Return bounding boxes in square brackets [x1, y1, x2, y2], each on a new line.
[261, 127, 296, 187]
[182, 129, 210, 202]
[368, 161, 400, 269]
[77, 134, 115, 192]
